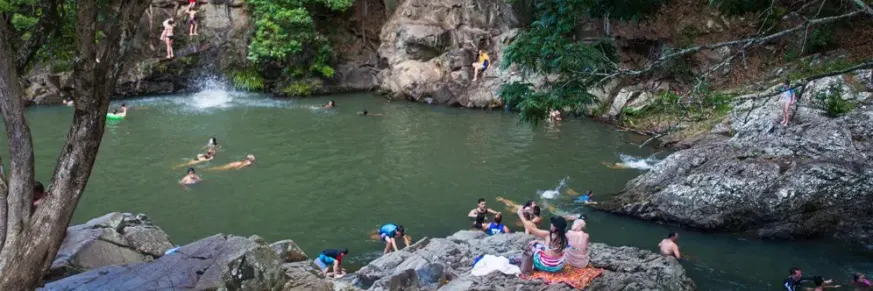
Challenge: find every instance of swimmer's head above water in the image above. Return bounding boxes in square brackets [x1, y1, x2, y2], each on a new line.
[245, 154, 255, 162]
[208, 137, 218, 146]
[187, 168, 196, 174]
[358, 109, 368, 116]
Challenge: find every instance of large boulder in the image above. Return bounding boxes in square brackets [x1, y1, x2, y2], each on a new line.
[42, 234, 286, 291]
[351, 230, 695, 291]
[597, 79, 873, 248]
[47, 212, 173, 281]
[377, 0, 541, 108]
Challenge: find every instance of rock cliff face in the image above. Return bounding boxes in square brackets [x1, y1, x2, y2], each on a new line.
[376, 0, 545, 108]
[597, 73, 873, 247]
[351, 230, 695, 291]
[45, 215, 696, 290]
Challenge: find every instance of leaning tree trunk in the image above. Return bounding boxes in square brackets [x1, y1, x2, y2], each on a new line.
[0, 0, 150, 289]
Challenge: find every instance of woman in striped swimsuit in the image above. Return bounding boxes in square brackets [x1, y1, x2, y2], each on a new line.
[517, 209, 568, 272]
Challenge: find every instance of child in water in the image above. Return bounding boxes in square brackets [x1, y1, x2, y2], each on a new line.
[179, 168, 201, 185]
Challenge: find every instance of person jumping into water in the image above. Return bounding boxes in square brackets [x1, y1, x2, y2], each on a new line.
[472, 49, 489, 82]
[313, 248, 349, 278]
[323, 100, 335, 108]
[179, 168, 201, 185]
[160, 18, 175, 59]
[187, 7, 198, 36]
[210, 154, 255, 171]
[376, 223, 410, 254]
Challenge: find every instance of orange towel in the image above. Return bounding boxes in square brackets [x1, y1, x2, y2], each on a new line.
[522, 265, 603, 289]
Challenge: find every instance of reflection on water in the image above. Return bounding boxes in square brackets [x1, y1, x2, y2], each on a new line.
[5, 91, 872, 290]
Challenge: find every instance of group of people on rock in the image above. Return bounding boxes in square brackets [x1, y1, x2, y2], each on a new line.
[160, 0, 200, 59]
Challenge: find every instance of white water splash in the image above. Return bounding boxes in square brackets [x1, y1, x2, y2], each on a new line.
[615, 154, 661, 170]
[190, 78, 233, 109]
[538, 177, 569, 199]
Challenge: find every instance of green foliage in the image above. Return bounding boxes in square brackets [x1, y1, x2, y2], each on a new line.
[588, 0, 669, 22]
[232, 68, 265, 91]
[281, 81, 314, 96]
[806, 25, 834, 53]
[788, 57, 861, 81]
[814, 81, 854, 117]
[246, 0, 351, 82]
[708, 0, 771, 16]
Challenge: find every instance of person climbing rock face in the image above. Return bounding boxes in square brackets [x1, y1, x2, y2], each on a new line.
[472, 49, 489, 81]
[187, 7, 198, 36]
[160, 19, 175, 59]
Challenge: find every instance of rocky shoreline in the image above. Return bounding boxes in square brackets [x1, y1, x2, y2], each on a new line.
[42, 213, 695, 290]
[595, 73, 873, 248]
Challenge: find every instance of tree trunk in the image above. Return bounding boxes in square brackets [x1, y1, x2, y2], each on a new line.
[0, 0, 150, 289]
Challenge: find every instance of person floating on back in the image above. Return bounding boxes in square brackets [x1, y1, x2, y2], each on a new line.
[160, 19, 175, 59]
[179, 168, 201, 185]
[313, 248, 348, 278]
[376, 223, 410, 254]
[210, 154, 255, 171]
[176, 148, 215, 168]
[780, 80, 796, 126]
[187, 7, 198, 36]
[471, 49, 489, 82]
[658, 232, 681, 259]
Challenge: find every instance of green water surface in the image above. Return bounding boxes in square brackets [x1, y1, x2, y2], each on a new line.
[5, 90, 872, 290]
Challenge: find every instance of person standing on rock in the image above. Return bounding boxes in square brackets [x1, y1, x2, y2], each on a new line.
[378, 223, 410, 254]
[160, 18, 176, 59]
[314, 249, 348, 278]
[187, 0, 196, 9]
[187, 7, 199, 36]
[658, 232, 681, 259]
[472, 49, 490, 82]
[780, 80, 797, 126]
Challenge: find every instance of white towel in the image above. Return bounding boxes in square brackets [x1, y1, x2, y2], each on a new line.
[471, 255, 520, 276]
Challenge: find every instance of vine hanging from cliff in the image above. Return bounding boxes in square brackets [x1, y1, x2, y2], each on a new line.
[243, 0, 353, 90]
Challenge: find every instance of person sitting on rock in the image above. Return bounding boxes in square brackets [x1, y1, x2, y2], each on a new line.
[468, 198, 499, 221]
[484, 213, 510, 235]
[779, 79, 796, 126]
[471, 49, 490, 82]
[565, 220, 590, 268]
[209, 154, 255, 171]
[659, 232, 681, 259]
[179, 168, 201, 185]
[187, 7, 199, 36]
[160, 19, 176, 59]
[517, 209, 568, 273]
[377, 223, 410, 254]
[314, 249, 349, 278]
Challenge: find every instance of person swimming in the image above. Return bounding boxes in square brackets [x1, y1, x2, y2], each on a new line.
[209, 154, 255, 171]
[206, 137, 219, 150]
[323, 100, 336, 108]
[179, 168, 201, 185]
[358, 109, 383, 116]
[377, 223, 411, 254]
[485, 213, 510, 235]
[472, 213, 486, 230]
[575, 191, 597, 205]
[176, 149, 216, 168]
